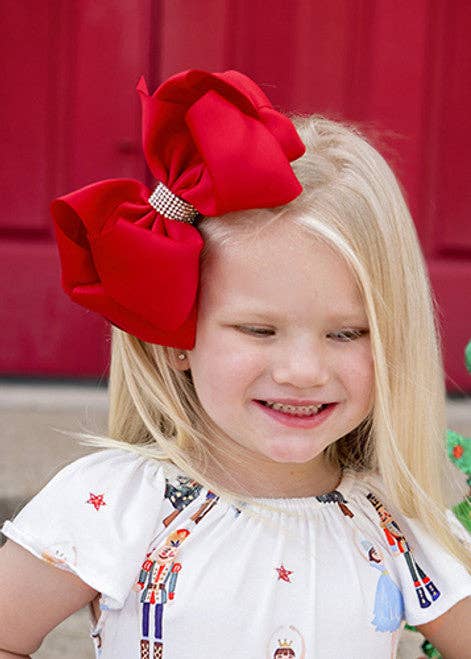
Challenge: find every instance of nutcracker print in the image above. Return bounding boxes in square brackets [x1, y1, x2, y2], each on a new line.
[135, 476, 220, 658]
[135, 528, 190, 659]
[190, 490, 219, 524]
[316, 490, 354, 517]
[366, 493, 440, 609]
[162, 475, 203, 526]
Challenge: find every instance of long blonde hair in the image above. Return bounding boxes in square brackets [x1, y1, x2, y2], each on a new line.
[83, 114, 470, 570]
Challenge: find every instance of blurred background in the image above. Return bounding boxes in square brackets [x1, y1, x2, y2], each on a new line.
[1, 1, 470, 657]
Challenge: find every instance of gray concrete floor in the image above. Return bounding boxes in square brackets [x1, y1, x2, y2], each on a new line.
[0, 381, 469, 658]
[0, 382, 106, 658]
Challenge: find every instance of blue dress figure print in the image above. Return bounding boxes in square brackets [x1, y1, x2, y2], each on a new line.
[360, 540, 404, 632]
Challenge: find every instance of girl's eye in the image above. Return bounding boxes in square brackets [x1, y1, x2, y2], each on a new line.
[234, 326, 368, 340]
[236, 326, 275, 337]
[329, 329, 369, 342]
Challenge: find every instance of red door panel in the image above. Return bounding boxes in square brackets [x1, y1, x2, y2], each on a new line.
[0, 242, 108, 376]
[1, 0, 151, 377]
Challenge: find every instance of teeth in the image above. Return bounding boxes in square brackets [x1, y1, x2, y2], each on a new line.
[265, 402, 325, 416]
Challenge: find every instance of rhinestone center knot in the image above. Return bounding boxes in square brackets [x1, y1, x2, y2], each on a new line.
[148, 182, 200, 224]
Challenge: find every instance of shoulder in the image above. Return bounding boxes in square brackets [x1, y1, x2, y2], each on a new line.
[344, 469, 471, 626]
[13, 448, 170, 519]
[345, 468, 471, 561]
[1, 448, 176, 608]
[47, 447, 167, 488]
[4, 447, 175, 533]
[347, 468, 471, 552]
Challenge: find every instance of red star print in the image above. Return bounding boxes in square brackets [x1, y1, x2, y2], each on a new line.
[276, 564, 293, 582]
[87, 493, 106, 511]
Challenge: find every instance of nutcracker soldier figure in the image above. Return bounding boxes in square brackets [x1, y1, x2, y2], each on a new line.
[135, 529, 190, 659]
[366, 493, 440, 609]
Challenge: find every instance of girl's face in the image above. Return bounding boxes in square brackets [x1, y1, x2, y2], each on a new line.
[186, 220, 374, 494]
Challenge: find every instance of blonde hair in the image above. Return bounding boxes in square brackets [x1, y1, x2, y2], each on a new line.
[83, 114, 470, 570]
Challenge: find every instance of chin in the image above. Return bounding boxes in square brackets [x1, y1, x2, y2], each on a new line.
[264, 446, 324, 465]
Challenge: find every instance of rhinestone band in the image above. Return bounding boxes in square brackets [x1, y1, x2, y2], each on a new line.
[148, 182, 200, 224]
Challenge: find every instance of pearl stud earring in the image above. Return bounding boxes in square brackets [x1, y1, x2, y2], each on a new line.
[177, 353, 186, 361]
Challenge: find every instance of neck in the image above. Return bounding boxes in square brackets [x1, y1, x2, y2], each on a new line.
[202, 448, 342, 499]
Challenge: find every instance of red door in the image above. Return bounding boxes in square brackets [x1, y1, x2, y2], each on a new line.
[2, 0, 470, 391]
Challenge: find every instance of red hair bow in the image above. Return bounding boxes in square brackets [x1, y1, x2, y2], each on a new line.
[51, 69, 305, 349]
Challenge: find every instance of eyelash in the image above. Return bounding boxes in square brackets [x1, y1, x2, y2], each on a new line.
[331, 329, 368, 342]
[237, 326, 275, 337]
[236, 326, 369, 341]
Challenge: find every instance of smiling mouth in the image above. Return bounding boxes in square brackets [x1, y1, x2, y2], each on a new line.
[256, 400, 332, 417]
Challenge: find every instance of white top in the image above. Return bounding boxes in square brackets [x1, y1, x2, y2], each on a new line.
[2, 448, 470, 658]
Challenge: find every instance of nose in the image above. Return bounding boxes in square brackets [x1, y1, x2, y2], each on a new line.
[271, 337, 330, 389]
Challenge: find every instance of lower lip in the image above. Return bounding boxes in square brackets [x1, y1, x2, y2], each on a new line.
[252, 401, 338, 428]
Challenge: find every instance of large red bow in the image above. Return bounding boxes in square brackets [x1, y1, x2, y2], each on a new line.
[51, 69, 305, 348]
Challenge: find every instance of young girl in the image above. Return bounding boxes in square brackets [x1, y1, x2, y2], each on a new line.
[0, 69, 470, 659]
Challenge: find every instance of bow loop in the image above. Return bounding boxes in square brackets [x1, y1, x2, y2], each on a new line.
[137, 69, 305, 209]
[52, 179, 202, 346]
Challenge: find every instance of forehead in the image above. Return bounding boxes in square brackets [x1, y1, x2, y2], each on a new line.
[200, 222, 366, 321]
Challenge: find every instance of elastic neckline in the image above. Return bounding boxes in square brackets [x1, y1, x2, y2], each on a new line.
[240, 468, 358, 511]
[161, 459, 360, 512]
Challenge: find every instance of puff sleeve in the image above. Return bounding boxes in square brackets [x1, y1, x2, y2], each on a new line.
[392, 512, 471, 626]
[356, 474, 471, 627]
[1, 448, 166, 610]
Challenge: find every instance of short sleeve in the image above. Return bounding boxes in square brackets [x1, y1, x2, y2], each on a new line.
[389, 512, 471, 626]
[1, 448, 166, 609]
[355, 473, 471, 627]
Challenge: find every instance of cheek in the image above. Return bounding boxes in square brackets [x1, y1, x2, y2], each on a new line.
[189, 341, 264, 411]
[339, 345, 375, 399]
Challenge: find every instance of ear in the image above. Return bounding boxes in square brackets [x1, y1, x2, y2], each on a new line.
[167, 350, 190, 371]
